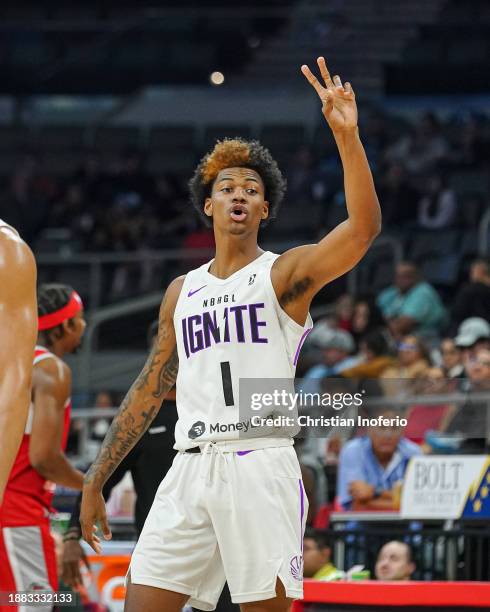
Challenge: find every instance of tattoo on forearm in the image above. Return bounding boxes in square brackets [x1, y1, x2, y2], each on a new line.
[280, 276, 314, 307]
[83, 399, 160, 487]
[153, 347, 178, 398]
[84, 293, 179, 488]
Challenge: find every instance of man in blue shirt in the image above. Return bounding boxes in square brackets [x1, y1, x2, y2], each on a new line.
[377, 262, 447, 340]
[337, 408, 421, 510]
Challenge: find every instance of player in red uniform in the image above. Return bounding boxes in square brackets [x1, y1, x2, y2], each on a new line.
[0, 220, 37, 505]
[0, 284, 86, 610]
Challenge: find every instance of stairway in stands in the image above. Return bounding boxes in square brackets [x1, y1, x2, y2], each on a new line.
[235, 0, 445, 98]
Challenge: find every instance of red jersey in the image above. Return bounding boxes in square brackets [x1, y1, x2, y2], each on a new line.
[0, 346, 71, 526]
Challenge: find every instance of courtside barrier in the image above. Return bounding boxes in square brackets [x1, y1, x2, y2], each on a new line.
[86, 558, 490, 610]
[292, 580, 490, 610]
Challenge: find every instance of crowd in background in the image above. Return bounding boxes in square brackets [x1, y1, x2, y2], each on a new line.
[9, 107, 487, 584]
[0, 109, 488, 301]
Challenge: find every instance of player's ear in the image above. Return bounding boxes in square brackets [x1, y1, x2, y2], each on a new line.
[59, 319, 72, 337]
[204, 198, 213, 217]
[63, 318, 76, 333]
[262, 201, 269, 220]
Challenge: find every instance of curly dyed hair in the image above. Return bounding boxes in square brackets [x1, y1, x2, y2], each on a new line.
[188, 138, 286, 227]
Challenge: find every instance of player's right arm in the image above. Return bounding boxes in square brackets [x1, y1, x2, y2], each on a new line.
[0, 232, 37, 504]
[80, 276, 184, 552]
[29, 359, 84, 489]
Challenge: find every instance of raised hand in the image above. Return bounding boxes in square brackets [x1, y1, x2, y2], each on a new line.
[301, 57, 358, 133]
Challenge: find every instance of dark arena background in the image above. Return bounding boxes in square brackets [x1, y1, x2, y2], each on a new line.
[0, 1, 489, 611]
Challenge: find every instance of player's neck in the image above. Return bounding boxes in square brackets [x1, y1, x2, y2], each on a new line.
[210, 238, 263, 279]
[37, 335, 65, 358]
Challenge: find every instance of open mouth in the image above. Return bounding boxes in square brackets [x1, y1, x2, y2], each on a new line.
[230, 206, 247, 222]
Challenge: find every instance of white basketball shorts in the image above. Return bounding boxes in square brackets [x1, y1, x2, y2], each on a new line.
[128, 439, 308, 611]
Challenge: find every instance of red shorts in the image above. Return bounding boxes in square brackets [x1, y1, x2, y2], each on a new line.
[0, 520, 58, 612]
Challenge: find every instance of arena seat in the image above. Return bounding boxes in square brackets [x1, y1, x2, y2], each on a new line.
[410, 230, 460, 261]
[421, 253, 461, 286]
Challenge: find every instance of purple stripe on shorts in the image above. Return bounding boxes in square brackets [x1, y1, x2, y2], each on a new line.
[299, 478, 305, 550]
[236, 450, 254, 456]
[293, 327, 313, 366]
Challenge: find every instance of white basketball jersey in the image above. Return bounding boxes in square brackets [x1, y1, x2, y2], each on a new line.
[173, 251, 313, 450]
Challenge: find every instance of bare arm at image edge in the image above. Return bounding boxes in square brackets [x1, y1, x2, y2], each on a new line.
[0, 229, 37, 504]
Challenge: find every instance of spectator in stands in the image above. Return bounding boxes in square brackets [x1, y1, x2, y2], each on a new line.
[455, 317, 490, 367]
[439, 338, 464, 378]
[342, 330, 395, 379]
[374, 541, 415, 581]
[451, 259, 490, 329]
[405, 367, 458, 446]
[334, 294, 354, 331]
[377, 262, 447, 340]
[303, 328, 359, 394]
[444, 348, 490, 453]
[464, 348, 490, 390]
[90, 390, 118, 442]
[381, 335, 431, 396]
[417, 173, 457, 230]
[76, 390, 119, 462]
[350, 296, 386, 349]
[337, 407, 421, 510]
[303, 528, 341, 581]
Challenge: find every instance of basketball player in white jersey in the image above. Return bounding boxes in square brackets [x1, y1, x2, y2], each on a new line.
[0, 220, 37, 504]
[80, 58, 381, 612]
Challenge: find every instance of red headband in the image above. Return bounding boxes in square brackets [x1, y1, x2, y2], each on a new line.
[38, 291, 83, 331]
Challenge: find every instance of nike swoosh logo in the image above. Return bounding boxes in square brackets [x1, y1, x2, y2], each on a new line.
[187, 285, 207, 297]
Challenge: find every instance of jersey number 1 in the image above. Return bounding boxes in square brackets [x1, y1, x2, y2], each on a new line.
[220, 361, 235, 406]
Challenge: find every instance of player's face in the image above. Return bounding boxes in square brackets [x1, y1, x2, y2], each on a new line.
[205, 168, 269, 235]
[66, 310, 87, 353]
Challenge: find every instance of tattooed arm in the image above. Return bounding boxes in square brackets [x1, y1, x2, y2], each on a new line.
[80, 276, 184, 552]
